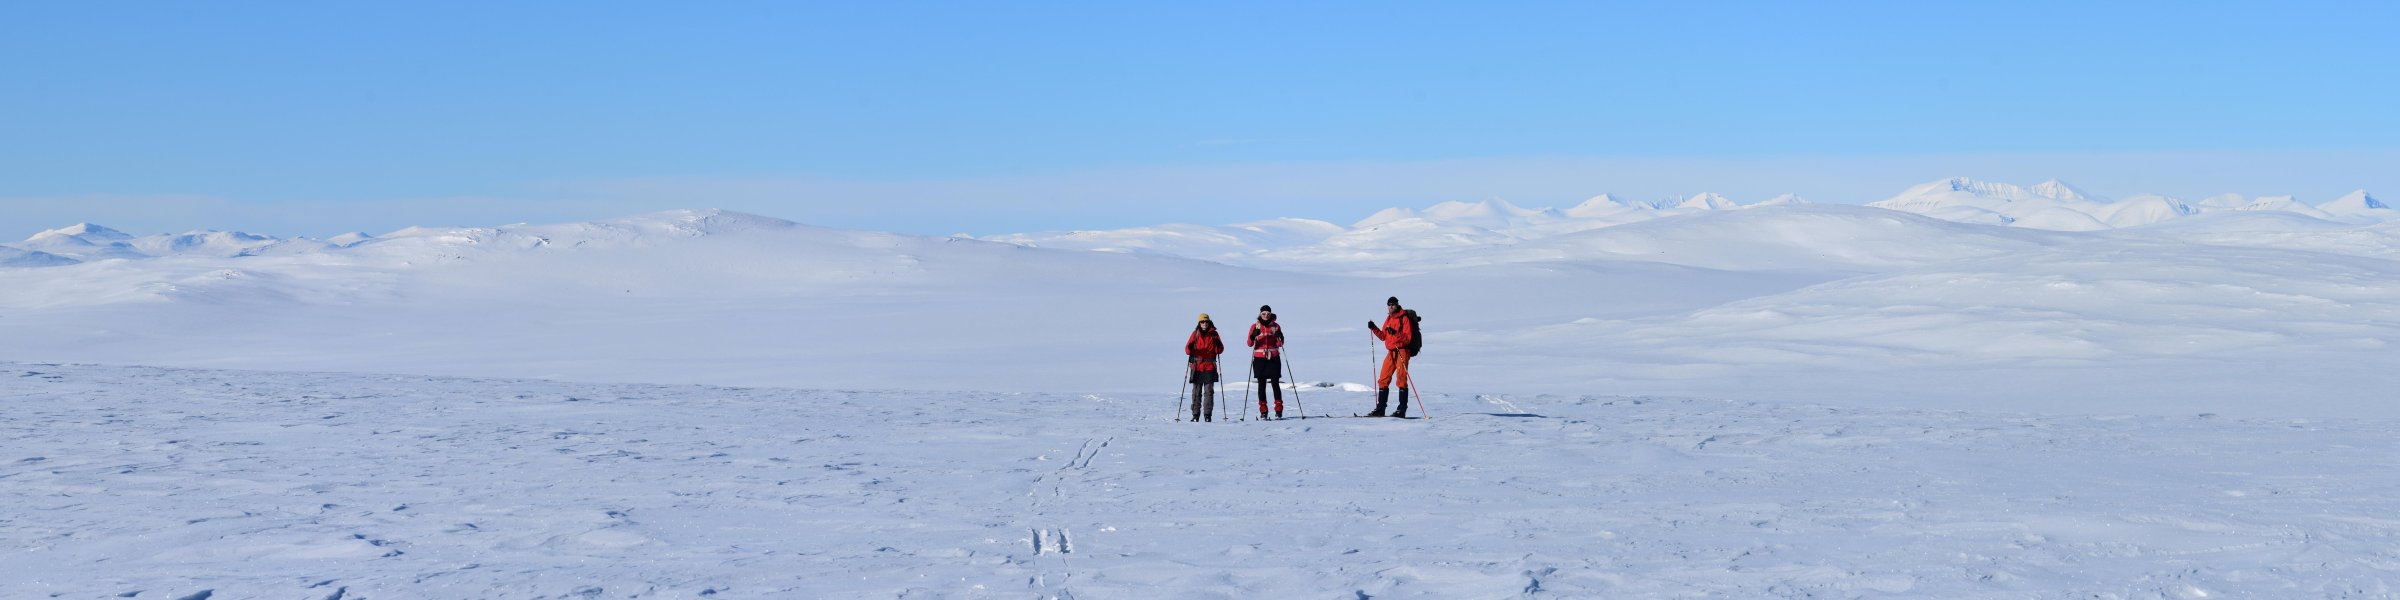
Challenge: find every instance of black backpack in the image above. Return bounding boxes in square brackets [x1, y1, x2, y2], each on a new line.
[1402, 310, 1424, 357]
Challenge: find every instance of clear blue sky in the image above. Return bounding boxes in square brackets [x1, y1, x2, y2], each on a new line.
[4, 1, 2396, 236]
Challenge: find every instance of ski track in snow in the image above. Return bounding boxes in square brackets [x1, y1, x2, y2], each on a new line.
[5, 363, 2399, 598]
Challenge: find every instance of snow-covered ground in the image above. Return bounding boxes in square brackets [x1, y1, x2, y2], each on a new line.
[7, 178, 2400, 596]
[8, 362, 2400, 598]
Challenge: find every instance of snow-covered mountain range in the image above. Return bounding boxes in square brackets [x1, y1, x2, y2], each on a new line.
[1866, 176, 2393, 230]
[981, 192, 1814, 267]
[7, 177, 2378, 272]
[983, 178, 2392, 267]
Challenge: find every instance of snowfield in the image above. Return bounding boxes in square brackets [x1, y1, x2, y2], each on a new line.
[7, 177, 2400, 597]
[8, 363, 2400, 599]
[8, 196, 2396, 415]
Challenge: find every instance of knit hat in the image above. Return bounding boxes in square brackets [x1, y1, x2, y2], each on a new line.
[1259, 305, 1273, 312]
[1197, 313, 1212, 322]
[1386, 296, 1400, 306]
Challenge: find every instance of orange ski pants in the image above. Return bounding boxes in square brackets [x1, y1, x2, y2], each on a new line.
[1376, 350, 1412, 389]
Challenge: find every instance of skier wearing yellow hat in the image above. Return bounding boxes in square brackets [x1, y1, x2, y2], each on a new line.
[1183, 313, 1226, 422]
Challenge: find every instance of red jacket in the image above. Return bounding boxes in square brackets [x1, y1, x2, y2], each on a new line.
[1186, 328, 1225, 371]
[1371, 310, 1416, 351]
[1247, 321, 1284, 359]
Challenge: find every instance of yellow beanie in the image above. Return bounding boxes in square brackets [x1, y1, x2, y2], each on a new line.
[1197, 313, 1211, 322]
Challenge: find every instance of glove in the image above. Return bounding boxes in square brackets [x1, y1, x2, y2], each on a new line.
[1367, 321, 1378, 331]
[1188, 356, 1197, 364]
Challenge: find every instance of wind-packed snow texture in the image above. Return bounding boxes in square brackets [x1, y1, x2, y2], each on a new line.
[7, 363, 2399, 598]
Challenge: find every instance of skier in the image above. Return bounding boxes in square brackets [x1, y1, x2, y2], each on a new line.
[1248, 305, 1286, 420]
[1185, 314, 1225, 422]
[1365, 296, 1417, 418]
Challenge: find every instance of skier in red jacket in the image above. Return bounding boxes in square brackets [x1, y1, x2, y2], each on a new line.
[1186, 314, 1226, 422]
[1366, 296, 1417, 417]
[1248, 305, 1286, 420]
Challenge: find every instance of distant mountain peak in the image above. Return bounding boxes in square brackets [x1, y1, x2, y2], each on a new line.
[1565, 194, 1640, 218]
[1352, 206, 1421, 229]
[28, 222, 133, 242]
[2325, 189, 2387, 212]
[593, 208, 802, 237]
[1676, 192, 1738, 211]
[2029, 178, 2098, 203]
[1937, 176, 2018, 195]
[1873, 177, 2104, 213]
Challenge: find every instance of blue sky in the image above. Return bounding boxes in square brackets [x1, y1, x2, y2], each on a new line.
[4, 1, 2396, 237]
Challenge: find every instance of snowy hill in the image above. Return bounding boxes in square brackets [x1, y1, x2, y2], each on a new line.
[1865, 177, 2105, 227]
[1564, 193, 1643, 217]
[7, 222, 327, 261]
[0, 245, 80, 268]
[980, 218, 1345, 259]
[1442, 204, 2076, 272]
[1868, 177, 2396, 231]
[2321, 189, 2397, 222]
[1752, 193, 1809, 206]
[1672, 192, 1739, 211]
[993, 192, 1803, 269]
[14, 222, 151, 260]
[355, 208, 807, 256]
[2090, 193, 2198, 228]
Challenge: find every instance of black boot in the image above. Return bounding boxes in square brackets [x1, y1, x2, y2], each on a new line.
[1393, 388, 1410, 418]
[1366, 388, 1389, 418]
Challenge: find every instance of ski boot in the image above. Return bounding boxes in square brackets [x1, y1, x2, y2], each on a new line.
[1365, 388, 1389, 418]
[1393, 388, 1410, 418]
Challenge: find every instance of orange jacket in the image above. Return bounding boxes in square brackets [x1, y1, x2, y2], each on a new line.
[1370, 309, 1416, 351]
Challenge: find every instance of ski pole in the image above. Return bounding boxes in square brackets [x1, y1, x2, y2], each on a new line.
[1212, 370, 1225, 425]
[1175, 362, 1192, 422]
[1406, 371, 1430, 421]
[1286, 356, 1304, 420]
[1242, 357, 1253, 422]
